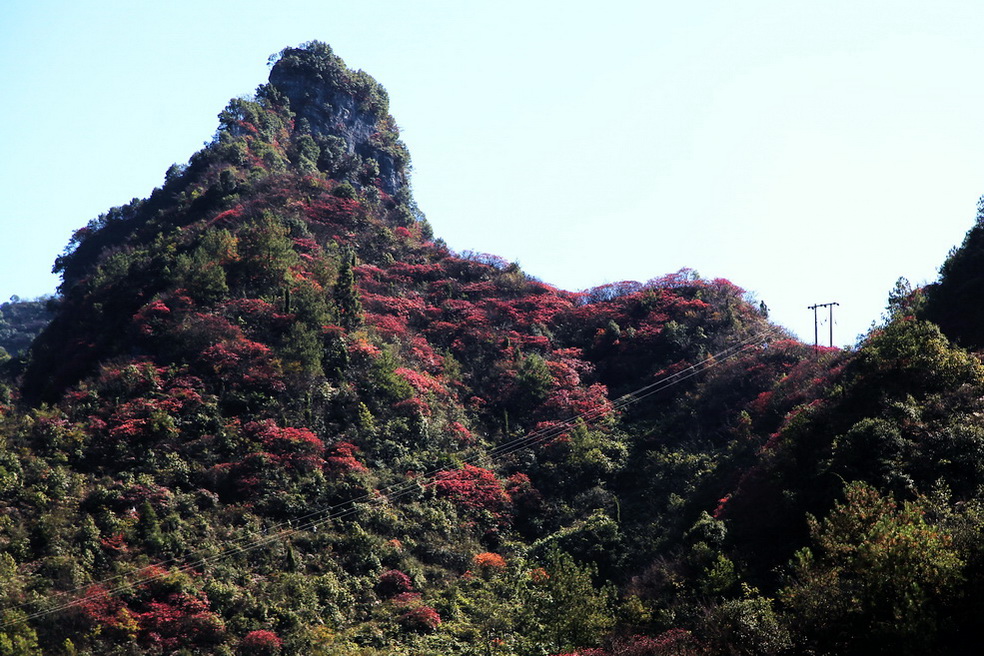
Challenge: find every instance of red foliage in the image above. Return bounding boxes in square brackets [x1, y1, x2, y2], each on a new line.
[377, 569, 413, 597]
[207, 421, 333, 496]
[105, 397, 173, 444]
[326, 441, 368, 474]
[617, 630, 705, 656]
[366, 312, 408, 338]
[399, 604, 442, 632]
[472, 552, 507, 570]
[713, 495, 731, 519]
[505, 472, 543, 513]
[450, 421, 474, 443]
[90, 360, 165, 401]
[248, 420, 324, 457]
[121, 483, 173, 510]
[201, 335, 285, 393]
[77, 574, 225, 650]
[239, 629, 283, 655]
[582, 280, 644, 304]
[347, 335, 381, 358]
[361, 292, 427, 320]
[133, 299, 172, 337]
[76, 585, 133, 632]
[304, 195, 361, 225]
[540, 382, 614, 423]
[291, 237, 321, 253]
[394, 367, 447, 397]
[430, 464, 510, 518]
[408, 335, 443, 371]
[209, 205, 244, 227]
[220, 298, 281, 326]
[138, 592, 225, 650]
[393, 396, 433, 417]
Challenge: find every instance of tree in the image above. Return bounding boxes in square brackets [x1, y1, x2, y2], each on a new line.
[923, 196, 984, 348]
[782, 482, 963, 655]
[333, 248, 362, 329]
[524, 549, 615, 652]
[234, 214, 297, 297]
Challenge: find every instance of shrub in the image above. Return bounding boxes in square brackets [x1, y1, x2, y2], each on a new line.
[377, 569, 413, 597]
[472, 552, 507, 571]
[399, 605, 441, 632]
[239, 629, 282, 655]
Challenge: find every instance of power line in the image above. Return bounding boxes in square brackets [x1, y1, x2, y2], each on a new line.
[807, 302, 839, 352]
[0, 329, 773, 628]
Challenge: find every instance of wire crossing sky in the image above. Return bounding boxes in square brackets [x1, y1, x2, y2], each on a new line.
[2, 1, 983, 345]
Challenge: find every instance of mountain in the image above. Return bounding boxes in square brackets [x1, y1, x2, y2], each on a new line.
[2, 41, 984, 655]
[0, 296, 56, 359]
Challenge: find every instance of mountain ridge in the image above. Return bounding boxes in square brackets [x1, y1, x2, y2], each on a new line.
[1, 41, 984, 655]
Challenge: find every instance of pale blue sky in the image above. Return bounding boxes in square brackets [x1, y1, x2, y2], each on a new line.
[2, 1, 983, 345]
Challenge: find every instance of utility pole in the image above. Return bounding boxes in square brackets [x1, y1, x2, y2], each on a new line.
[807, 302, 840, 353]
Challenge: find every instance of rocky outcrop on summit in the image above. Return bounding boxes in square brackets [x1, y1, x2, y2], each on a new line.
[269, 42, 409, 197]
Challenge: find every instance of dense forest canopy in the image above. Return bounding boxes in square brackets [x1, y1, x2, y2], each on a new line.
[1, 41, 984, 655]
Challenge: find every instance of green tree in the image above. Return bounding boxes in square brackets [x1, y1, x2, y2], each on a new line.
[782, 482, 963, 655]
[922, 196, 984, 348]
[333, 248, 362, 329]
[235, 214, 297, 297]
[0, 556, 41, 656]
[136, 499, 166, 555]
[524, 549, 614, 652]
[0, 613, 41, 656]
[703, 588, 791, 656]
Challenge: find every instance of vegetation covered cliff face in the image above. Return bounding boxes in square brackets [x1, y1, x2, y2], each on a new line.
[267, 42, 409, 197]
[3, 41, 984, 655]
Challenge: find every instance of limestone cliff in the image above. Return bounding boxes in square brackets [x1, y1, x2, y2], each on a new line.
[268, 42, 409, 197]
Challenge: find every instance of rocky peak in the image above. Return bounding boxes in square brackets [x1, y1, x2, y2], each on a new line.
[268, 42, 409, 197]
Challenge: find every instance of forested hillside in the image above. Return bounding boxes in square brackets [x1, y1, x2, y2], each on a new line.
[0, 297, 55, 359]
[1, 42, 984, 655]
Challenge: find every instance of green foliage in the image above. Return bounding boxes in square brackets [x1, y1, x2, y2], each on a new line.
[0, 612, 41, 656]
[528, 549, 616, 651]
[851, 317, 984, 398]
[333, 182, 357, 200]
[136, 499, 166, 554]
[234, 214, 298, 298]
[15, 35, 984, 656]
[271, 42, 390, 118]
[175, 229, 238, 303]
[289, 132, 321, 174]
[282, 322, 324, 380]
[923, 196, 984, 348]
[0, 297, 55, 357]
[782, 482, 963, 655]
[333, 249, 362, 329]
[703, 588, 791, 656]
[515, 354, 551, 401]
[564, 421, 627, 484]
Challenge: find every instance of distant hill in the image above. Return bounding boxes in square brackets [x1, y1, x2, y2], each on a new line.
[0, 296, 55, 357]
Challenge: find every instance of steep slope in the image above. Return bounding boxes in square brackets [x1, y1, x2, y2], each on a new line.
[6, 41, 984, 656]
[0, 42, 785, 655]
[923, 198, 984, 349]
